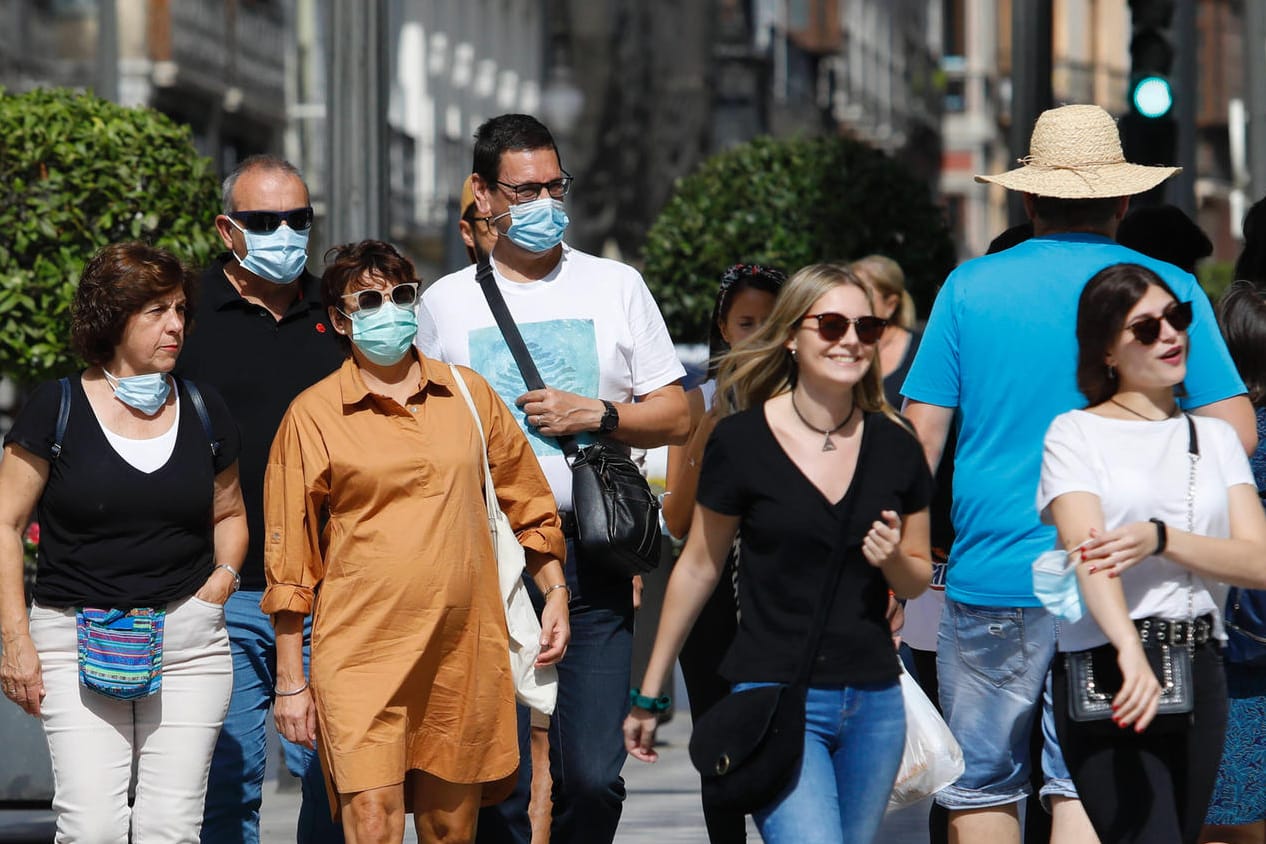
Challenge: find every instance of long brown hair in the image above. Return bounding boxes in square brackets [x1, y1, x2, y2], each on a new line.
[715, 263, 902, 427]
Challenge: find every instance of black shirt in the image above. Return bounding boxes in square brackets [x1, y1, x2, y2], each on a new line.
[5, 376, 240, 609]
[175, 253, 344, 590]
[882, 329, 922, 409]
[698, 408, 932, 686]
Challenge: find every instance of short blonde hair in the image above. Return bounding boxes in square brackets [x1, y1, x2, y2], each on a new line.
[849, 254, 914, 330]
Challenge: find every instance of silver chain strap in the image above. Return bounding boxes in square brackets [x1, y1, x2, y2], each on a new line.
[1184, 416, 1200, 656]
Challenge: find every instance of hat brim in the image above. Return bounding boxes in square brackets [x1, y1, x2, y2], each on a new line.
[974, 161, 1180, 199]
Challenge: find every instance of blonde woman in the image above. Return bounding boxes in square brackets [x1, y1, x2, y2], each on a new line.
[623, 264, 932, 842]
[849, 255, 920, 408]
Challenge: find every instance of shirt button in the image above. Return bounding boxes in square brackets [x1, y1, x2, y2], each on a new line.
[410, 406, 418, 413]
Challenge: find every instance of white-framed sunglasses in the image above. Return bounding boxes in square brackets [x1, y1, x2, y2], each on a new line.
[340, 282, 420, 313]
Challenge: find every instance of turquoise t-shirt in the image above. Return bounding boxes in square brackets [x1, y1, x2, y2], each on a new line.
[901, 233, 1245, 607]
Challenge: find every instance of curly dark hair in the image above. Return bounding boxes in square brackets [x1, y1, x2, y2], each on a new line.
[1075, 263, 1182, 405]
[321, 240, 421, 354]
[70, 243, 197, 366]
[1218, 280, 1266, 408]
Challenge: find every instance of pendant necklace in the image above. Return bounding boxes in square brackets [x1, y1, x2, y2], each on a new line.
[790, 390, 856, 452]
[1108, 397, 1177, 422]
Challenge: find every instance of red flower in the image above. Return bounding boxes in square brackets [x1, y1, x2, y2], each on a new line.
[24, 522, 39, 545]
[315, 323, 327, 333]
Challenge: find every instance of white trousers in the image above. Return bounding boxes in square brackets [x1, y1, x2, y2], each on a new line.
[29, 595, 232, 844]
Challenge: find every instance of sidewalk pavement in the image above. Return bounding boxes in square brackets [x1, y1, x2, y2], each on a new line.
[259, 711, 932, 843]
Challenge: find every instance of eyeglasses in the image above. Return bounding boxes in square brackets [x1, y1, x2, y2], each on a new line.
[1126, 300, 1193, 345]
[494, 171, 574, 203]
[340, 282, 419, 313]
[798, 313, 887, 345]
[228, 207, 315, 233]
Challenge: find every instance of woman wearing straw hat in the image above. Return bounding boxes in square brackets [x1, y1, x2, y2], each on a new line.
[900, 103, 1254, 844]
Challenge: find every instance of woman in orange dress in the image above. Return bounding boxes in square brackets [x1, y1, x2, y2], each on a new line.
[263, 240, 568, 844]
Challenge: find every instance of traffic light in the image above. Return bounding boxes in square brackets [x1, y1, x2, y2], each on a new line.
[1122, 0, 1177, 178]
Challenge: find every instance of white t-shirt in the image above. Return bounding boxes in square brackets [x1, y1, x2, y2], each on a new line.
[96, 397, 180, 473]
[417, 245, 685, 510]
[1037, 410, 1255, 652]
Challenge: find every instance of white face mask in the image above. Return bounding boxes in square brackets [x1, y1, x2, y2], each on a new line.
[103, 369, 171, 416]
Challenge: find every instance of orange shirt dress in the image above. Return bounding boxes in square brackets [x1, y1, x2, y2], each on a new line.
[261, 354, 564, 803]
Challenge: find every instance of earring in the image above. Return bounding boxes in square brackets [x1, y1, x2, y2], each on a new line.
[1106, 364, 1116, 380]
[790, 349, 798, 361]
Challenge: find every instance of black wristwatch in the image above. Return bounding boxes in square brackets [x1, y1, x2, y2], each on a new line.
[598, 399, 619, 434]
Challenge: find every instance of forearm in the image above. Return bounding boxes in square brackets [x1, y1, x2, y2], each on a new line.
[527, 558, 567, 594]
[1164, 529, 1266, 588]
[212, 513, 248, 574]
[662, 446, 701, 539]
[273, 611, 308, 690]
[637, 541, 724, 697]
[1076, 565, 1139, 650]
[0, 528, 30, 645]
[902, 401, 953, 471]
[608, 387, 691, 448]
[881, 550, 932, 599]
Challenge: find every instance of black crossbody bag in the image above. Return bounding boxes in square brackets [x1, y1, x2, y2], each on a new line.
[687, 453, 862, 814]
[474, 254, 661, 577]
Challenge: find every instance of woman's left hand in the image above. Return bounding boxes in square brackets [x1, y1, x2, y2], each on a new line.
[1080, 523, 1157, 578]
[193, 567, 237, 606]
[862, 510, 903, 568]
[536, 589, 571, 667]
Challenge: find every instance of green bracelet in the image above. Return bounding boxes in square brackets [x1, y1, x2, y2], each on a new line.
[629, 687, 672, 714]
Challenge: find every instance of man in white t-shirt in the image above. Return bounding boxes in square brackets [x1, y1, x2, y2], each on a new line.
[418, 113, 688, 844]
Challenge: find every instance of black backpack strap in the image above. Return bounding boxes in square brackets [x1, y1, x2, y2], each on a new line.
[50, 377, 71, 461]
[474, 254, 580, 458]
[179, 378, 221, 459]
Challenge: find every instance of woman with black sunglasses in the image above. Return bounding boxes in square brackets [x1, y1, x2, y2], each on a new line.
[1038, 263, 1266, 844]
[262, 240, 569, 843]
[625, 263, 932, 842]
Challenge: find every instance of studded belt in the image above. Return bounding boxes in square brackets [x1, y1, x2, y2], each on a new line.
[1135, 614, 1214, 647]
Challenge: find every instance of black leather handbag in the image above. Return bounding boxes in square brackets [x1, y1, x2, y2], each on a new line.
[475, 255, 661, 577]
[687, 472, 859, 815]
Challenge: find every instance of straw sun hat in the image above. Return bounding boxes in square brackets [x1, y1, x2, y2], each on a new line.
[975, 104, 1180, 199]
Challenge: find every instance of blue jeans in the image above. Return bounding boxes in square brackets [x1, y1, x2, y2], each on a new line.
[476, 540, 633, 844]
[736, 680, 905, 844]
[201, 591, 344, 844]
[934, 598, 1057, 810]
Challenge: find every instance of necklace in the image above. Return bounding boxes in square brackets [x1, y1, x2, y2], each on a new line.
[790, 391, 857, 452]
[1108, 397, 1177, 422]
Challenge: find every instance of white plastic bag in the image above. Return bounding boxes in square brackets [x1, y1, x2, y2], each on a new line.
[888, 663, 964, 811]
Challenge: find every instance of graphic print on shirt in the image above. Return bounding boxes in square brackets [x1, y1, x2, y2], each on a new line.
[468, 318, 599, 456]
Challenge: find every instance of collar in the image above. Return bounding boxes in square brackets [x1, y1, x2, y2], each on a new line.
[1029, 232, 1116, 245]
[337, 351, 454, 408]
[201, 252, 322, 317]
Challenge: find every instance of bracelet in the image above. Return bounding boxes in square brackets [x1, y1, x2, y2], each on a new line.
[214, 564, 241, 592]
[543, 583, 569, 600]
[629, 687, 672, 714]
[1149, 518, 1167, 555]
[274, 680, 309, 697]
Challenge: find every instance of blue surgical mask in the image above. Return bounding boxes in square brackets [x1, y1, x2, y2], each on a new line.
[229, 219, 310, 284]
[1031, 549, 1084, 622]
[344, 303, 418, 366]
[495, 197, 569, 253]
[103, 369, 171, 416]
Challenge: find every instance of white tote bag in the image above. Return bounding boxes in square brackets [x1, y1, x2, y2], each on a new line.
[888, 662, 964, 811]
[450, 365, 558, 717]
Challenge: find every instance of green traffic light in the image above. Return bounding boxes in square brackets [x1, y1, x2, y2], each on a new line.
[1132, 76, 1173, 118]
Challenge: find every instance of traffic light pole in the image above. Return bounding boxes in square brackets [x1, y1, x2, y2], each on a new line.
[1247, 0, 1266, 202]
[1009, 0, 1053, 226]
[1171, 0, 1196, 214]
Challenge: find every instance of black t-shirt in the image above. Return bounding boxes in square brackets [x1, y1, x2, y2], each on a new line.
[698, 408, 932, 686]
[175, 254, 344, 590]
[5, 375, 241, 609]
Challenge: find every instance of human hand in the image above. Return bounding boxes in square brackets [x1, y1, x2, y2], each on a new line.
[632, 575, 644, 611]
[887, 594, 905, 649]
[1112, 642, 1161, 732]
[1081, 522, 1158, 578]
[193, 568, 237, 606]
[516, 388, 604, 437]
[273, 687, 317, 749]
[862, 510, 903, 569]
[0, 633, 44, 717]
[623, 707, 660, 763]
[537, 588, 571, 666]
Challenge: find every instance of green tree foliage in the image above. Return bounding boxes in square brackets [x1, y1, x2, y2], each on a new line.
[642, 135, 957, 344]
[0, 88, 221, 385]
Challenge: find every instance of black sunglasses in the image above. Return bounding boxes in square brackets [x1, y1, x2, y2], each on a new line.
[229, 206, 315, 233]
[799, 312, 887, 345]
[340, 282, 420, 313]
[1126, 300, 1193, 345]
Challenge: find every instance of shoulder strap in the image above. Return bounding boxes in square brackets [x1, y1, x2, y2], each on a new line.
[179, 378, 221, 459]
[51, 377, 71, 461]
[474, 254, 580, 458]
[792, 415, 872, 688]
[448, 364, 499, 517]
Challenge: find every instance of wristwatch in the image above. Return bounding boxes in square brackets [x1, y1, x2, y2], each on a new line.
[598, 399, 619, 434]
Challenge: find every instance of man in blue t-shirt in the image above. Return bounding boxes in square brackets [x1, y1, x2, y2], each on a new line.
[901, 104, 1255, 844]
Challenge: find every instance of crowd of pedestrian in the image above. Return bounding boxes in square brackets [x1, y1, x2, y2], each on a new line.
[2, 101, 1266, 844]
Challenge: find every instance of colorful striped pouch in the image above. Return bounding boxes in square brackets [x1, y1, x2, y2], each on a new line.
[75, 607, 166, 700]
